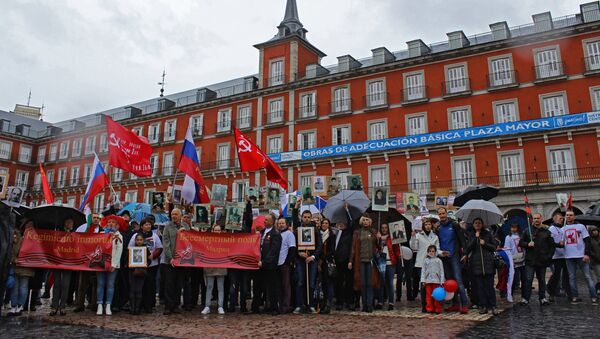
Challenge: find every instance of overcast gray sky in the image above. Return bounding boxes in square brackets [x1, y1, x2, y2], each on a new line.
[1, 0, 584, 123]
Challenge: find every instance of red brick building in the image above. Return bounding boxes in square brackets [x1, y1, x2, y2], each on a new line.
[1, 0, 600, 220]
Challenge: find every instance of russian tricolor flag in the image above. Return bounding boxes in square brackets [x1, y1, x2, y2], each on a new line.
[178, 126, 210, 204]
[79, 153, 109, 211]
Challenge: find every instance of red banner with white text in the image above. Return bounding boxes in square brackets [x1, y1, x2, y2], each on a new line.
[174, 231, 260, 269]
[17, 228, 113, 271]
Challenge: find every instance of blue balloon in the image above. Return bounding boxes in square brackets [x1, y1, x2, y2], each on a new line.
[432, 287, 446, 301]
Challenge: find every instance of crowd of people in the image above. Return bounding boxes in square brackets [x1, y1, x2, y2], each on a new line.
[3, 197, 600, 318]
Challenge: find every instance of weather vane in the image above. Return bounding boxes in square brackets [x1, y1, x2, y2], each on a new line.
[158, 69, 166, 97]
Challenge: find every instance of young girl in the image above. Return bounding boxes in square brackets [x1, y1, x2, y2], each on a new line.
[96, 216, 124, 316]
[410, 219, 439, 312]
[377, 223, 400, 310]
[129, 234, 151, 315]
[420, 245, 445, 314]
[201, 224, 228, 315]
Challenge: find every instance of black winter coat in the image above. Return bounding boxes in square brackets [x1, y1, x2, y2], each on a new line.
[466, 228, 497, 276]
[519, 226, 555, 267]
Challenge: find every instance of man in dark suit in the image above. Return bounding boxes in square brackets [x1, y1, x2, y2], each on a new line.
[252, 213, 282, 314]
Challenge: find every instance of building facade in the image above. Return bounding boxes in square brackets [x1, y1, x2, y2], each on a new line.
[1, 0, 600, 220]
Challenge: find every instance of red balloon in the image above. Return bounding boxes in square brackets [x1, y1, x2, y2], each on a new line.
[444, 279, 458, 293]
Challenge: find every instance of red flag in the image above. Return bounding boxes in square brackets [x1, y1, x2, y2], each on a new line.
[234, 128, 288, 190]
[106, 116, 152, 177]
[523, 194, 532, 215]
[566, 193, 573, 210]
[39, 163, 54, 204]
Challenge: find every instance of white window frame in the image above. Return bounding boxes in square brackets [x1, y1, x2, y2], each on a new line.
[487, 54, 515, 86]
[583, 37, 600, 71]
[66, 196, 76, 208]
[403, 71, 425, 101]
[539, 91, 568, 117]
[0, 141, 11, 160]
[37, 146, 46, 163]
[269, 58, 285, 86]
[232, 180, 249, 203]
[57, 168, 67, 188]
[84, 136, 96, 155]
[546, 144, 576, 184]
[149, 154, 159, 177]
[267, 134, 283, 154]
[72, 139, 82, 157]
[444, 62, 469, 94]
[368, 165, 389, 189]
[196, 146, 202, 163]
[590, 86, 600, 111]
[217, 143, 230, 170]
[59, 141, 69, 159]
[164, 119, 177, 141]
[94, 193, 105, 213]
[493, 99, 520, 124]
[408, 160, 430, 195]
[332, 124, 351, 145]
[49, 144, 57, 161]
[217, 108, 232, 133]
[162, 152, 174, 176]
[298, 172, 316, 189]
[148, 123, 161, 143]
[33, 172, 41, 190]
[83, 165, 91, 184]
[451, 156, 476, 192]
[533, 45, 562, 79]
[125, 190, 138, 203]
[331, 85, 350, 113]
[297, 130, 316, 151]
[332, 169, 352, 190]
[448, 106, 472, 130]
[299, 91, 317, 118]
[268, 98, 284, 124]
[18, 144, 32, 163]
[132, 126, 143, 137]
[405, 112, 428, 136]
[367, 119, 387, 140]
[497, 150, 525, 188]
[46, 170, 54, 187]
[113, 167, 122, 182]
[190, 114, 204, 137]
[70, 166, 80, 186]
[366, 78, 386, 107]
[100, 133, 108, 153]
[237, 105, 252, 129]
[15, 170, 28, 189]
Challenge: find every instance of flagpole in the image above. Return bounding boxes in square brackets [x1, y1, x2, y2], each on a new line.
[524, 189, 533, 241]
[103, 159, 120, 207]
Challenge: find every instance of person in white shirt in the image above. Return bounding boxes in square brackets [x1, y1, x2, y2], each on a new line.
[410, 218, 440, 312]
[563, 210, 598, 304]
[547, 212, 571, 301]
[504, 223, 526, 301]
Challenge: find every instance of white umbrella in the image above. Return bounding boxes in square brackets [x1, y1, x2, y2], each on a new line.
[455, 199, 503, 226]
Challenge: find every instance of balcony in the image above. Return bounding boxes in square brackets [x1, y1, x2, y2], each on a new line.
[18, 154, 31, 164]
[264, 111, 285, 128]
[401, 86, 429, 105]
[329, 99, 352, 117]
[363, 92, 388, 111]
[296, 105, 318, 122]
[215, 121, 232, 134]
[267, 74, 287, 87]
[533, 62, 566, 83]
[486, 70, 519, 90]
[584, 56, 600, 75]
[191, 126, 204, 139]
[442, 78, 472, 98]
[236, 116, 252, 131]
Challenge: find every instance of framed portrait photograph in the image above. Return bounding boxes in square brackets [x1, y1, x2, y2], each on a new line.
[213, 207, 224, 225]
[390, 220, 407, 245]
[129, 247, 148, 268]
[419, 195, 429, 214]
[4, 186, 24, 208]
[194, 204, 211, 228]
[347, 175, 363, 191]
[211, 184, 228, 206]
[288, 194, 298, 211]
[172, 185, 183, 205]
[326, 176, 340, 197]
[301, 185, 314, 205]
[297, 226, 316, 251]
[371, 187, 388, 212]
[0, 174, 8, 200]
[435, 195, 448, 209]
[312, 176, 325, 194]
[247, 186, 259, 206]
[252, 208, 260, 218]
[224, 203, 243, 231]
[403, 192, 420, 216]
[266, 187, 280, 210]
[152, 192, 165, 212]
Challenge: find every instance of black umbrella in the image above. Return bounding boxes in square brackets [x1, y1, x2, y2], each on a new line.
[453, 184, 499, 207]
[576, 201, 600, 226]
[25, 204, 86, 230]
[365, 207, 412, 234]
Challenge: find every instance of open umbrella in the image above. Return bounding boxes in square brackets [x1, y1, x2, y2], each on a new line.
[25, 204, 86, 230]
[576, 201, 600, 226]
[455, 199, 503, 226]
[322, 190, 370, 224]
[118, 202, 169, 224]
[453, 184, 499, 207]
[365, 207, 412, 231]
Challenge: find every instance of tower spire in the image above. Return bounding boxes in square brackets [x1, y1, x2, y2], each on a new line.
[276, 0, 306, 39]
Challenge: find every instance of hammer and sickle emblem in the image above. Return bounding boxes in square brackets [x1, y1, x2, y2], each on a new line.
[238, 139, 252, 153]
[109, 133, 119, 147]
